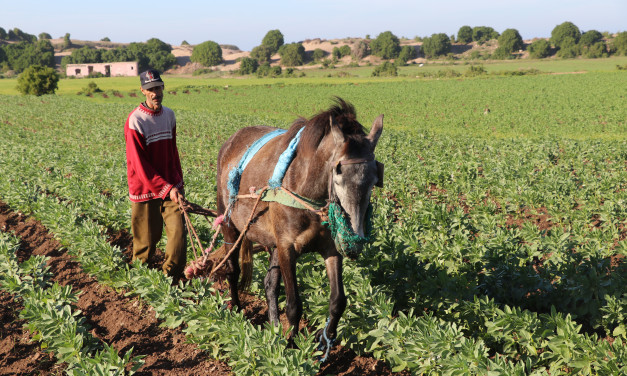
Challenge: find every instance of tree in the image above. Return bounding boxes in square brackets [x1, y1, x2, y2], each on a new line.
[397, 45, 417, 65]
[472, 26, 499, 44]
[238, 57, 258, 74]
[612, 32, 627, 56]
[63, 33, 72, 49]
[16, 65, 59, 96]
[0, 27, 6, 40]
[61, 46, 102, 68]
[278, 43, 305, 66]
[191, 40, 223, 67]
[370, 31, 401, 59]
[457, 26, 473, 44]
[528, 39, 551, 58]
[101, 37, 111, 42]
[3, 40, 55, 72]
[352, 40, 370, 59]
[421, 33, 451, 58]
[551, 21, 581, 49]
[181, 40, 190, 46]
[498, 28, 523, 53]
[579, 30, 603, 47]
[261, 29, 284, 55]
[250, 44, 273, 64]
[38, 32, 52, 40]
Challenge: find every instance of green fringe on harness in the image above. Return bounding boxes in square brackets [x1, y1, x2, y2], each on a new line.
[324, 202, 373, 259]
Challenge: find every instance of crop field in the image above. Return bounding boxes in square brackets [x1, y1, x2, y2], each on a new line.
[0, 65, 626, 375]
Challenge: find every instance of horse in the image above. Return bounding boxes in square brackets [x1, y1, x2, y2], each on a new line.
[215, 98, 383, 352]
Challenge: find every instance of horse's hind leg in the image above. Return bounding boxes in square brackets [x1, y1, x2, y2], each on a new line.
[221, 224, 241, 309]
[278, 246, 302, 340]
[264, 248, 281, 325]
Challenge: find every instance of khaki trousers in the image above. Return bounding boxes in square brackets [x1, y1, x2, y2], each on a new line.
[131, 199, 186, 279]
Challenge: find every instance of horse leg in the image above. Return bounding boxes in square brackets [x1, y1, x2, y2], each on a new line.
[278, 246, 302, 341]
[264, 248, 282, 325]
[221, 224, 241, 309]
[317, 254, 346, 360]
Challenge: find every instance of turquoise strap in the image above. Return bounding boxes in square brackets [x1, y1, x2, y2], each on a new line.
[268, 127, 305, 188]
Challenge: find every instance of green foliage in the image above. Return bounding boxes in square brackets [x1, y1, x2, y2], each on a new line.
[2, 40, 55, 72]
[181, 40, 189, 46]
[61, 46, 102, 68]
[498, 28, 524, 53]
[7, 27, 36, 42]
[77, 81, 102, 96]
[16, 65, 59, 95]
[583, 42, 608, 58]
[579, 30, 603, 47]
[421, 33, 451, 58]
[63, 33, 72, 49]
[464, 65, 487, 77]
[611, 32, 627, 56]
[370, 31, 401, 59]
[256, 62, 282, 77]
[0, 27, 6, 40]
[100, 37, 111, 42]
[238, 57, 259, 75]
[312, 48, 326, 62]
[371, 61, 397, 76]
[261, 29, 284, 55]
[278, 43, 306, 66]
[396, 45, 417, 65]
[551, 21, 581, 49]
[457, 25, 473, 44]
[528, 39, 552, 58]
[38, 32, 52, 40]
[492, 46, 514, 60]
[191, 40, 223, 67]
[556, 37, 581, 58]
[352, 40, 370, 60]
[250, 44, 273, 64]
[472, 26, 499, 44]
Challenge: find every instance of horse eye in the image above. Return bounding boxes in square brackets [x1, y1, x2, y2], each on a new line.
[335, 163, 342, 175]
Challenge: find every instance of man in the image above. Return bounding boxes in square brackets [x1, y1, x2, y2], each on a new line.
[124, 69, 186, 281]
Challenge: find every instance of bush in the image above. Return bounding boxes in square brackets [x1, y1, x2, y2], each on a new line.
[239, 57, 258, 75]
[77, 81, 102, 95]
[191, 40, 223, 67]
[181, 40, 190, 46]
[38, 32, 52, 40]
[261, 30, 284, 55]
[457, 26, 473, 44]
[312, 48, 326, 62]
[498, 28, 524, 53]
[583, 42, 608, 58]
[0, 27, 6, 40]
[397, 45, 417, 65]
[339, 45, 351, 57]
[612, 32, 627, 56]
[551, 21, 581, 49]
[370, 31, 401, 59]
[528, 39, 551, 58]
[472, 26, 499, 44]
[352, 40, 370, 60]
[101, 37, 111, 42]
[250, 44, 273, 64]
[278, 43, 305, 66]
[16, 65, 59, 96]
[492, 47, 514, 60]
[556, 37, 580, 58]
[421, 33, 451, 58]
[464, 65, 487, 77]
[257, 63, 282, 77]
[63, 33, 72, 49]
[371, 61, 397, 76]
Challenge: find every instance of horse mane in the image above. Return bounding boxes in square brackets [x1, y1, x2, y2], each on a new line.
[282, 97, 366, 156]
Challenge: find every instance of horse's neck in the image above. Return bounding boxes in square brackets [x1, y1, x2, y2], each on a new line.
[285, 149, 332, 200]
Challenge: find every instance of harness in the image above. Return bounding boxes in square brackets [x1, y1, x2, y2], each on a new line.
[226, 127, 376, 259]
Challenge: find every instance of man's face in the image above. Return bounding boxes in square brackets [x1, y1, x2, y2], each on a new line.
[141, 84, 164, 110]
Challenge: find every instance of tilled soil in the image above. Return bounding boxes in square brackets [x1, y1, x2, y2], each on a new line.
[0, 201, 406, 375]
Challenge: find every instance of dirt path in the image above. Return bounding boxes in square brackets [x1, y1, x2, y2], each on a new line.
[0, 201, 404, 375]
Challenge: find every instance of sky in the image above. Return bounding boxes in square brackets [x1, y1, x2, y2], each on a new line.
[2, 0, 625, 51]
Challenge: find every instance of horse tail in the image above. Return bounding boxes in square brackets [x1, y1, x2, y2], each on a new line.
[239, 237, 253, 291]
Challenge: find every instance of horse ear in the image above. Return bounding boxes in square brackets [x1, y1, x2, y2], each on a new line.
[367, 114, 384, 150]
[330, 115, 345, 145]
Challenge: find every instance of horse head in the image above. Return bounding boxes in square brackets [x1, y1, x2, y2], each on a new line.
[326, 112, 383, 258]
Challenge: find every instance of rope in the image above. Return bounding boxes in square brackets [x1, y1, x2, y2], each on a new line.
[317, 317, 336, 363]
[324, 202, 373, 259]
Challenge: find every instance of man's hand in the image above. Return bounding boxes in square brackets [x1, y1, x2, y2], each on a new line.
[170, 187, 183, 203]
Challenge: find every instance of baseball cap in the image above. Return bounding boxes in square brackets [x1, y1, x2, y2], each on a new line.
[140, 69, 164, 89]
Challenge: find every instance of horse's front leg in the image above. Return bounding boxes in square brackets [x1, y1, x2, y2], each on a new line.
[221, 225, 241, 309]
[264, 248, 281, 325]
[278, 246, 302, 340]
[323, 254, 347, 340]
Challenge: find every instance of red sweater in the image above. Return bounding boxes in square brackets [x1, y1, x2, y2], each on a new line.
[124, 103, 183, 202]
